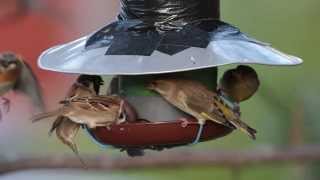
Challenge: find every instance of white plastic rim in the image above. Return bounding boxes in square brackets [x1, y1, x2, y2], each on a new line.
[38, 35, 303, 75]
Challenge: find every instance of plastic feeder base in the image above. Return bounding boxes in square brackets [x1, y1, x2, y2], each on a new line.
[86, 118, 233, 150]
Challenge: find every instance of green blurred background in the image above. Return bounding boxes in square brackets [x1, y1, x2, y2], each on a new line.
[0, 0, 319, 179]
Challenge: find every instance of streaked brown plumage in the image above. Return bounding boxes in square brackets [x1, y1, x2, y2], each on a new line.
[32, 75, 103, 164]
[148, 79, 257, 140]
[33, 75, 141, 159]
[218, 65, 260, 103]
[0, 52, 44, 119]
[58, 95, 127, 128]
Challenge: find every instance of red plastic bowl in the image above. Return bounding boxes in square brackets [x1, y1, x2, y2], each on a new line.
[87, 119, 233, 149]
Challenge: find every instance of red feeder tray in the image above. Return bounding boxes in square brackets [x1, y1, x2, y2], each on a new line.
[87, 118, 233, 150]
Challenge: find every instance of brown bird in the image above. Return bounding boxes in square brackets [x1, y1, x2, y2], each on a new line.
[33, 75, 141, 159]
[58, 95, 128, 128]
[32, 75, 103, 164]
[218, 65, 260, 103]
[148, 79, 257, 143]
[0, 52, 44, 119]
[49, 115, 85, 166]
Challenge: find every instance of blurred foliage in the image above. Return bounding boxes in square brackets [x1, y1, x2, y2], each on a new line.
[1, 0, 319, 179]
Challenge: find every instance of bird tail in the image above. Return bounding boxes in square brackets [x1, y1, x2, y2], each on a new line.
[229, 118, 257, 140]
[31, 109, 62, 123]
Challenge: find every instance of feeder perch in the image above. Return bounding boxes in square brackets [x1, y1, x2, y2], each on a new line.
[38, 0, 303, 151]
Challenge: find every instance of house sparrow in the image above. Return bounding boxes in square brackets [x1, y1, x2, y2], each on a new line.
[218, 65, 260, 103]
[33, 75, 142, 158]
[32, 75, 103, 164]
[58, 95, 128, 128]
[0, 52, 44, 119]
[148, 79, 257, 144]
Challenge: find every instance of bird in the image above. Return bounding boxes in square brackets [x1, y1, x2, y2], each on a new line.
[147, 79, 257, 144]
[0, 52, 44, 119]
[32, 75, 102, 165]
[49, 115, 86, 166]
[58, 95, 128, 128]
[218, 65, 260, 103]
[32, 75, 142, 158]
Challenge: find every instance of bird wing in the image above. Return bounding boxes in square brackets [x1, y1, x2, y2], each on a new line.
[211, 94, 257, 139]
[62, 97, 120, 128]
[55, 118, 86, 167]
[56, 118, 81, 153]
[49, 116, 65, 136]
[14, 62, 44, 111]
[184, 91, 257, 139]
[180, 89, 230, 126]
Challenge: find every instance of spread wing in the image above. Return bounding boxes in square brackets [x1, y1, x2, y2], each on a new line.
[14, 62, 44, 111]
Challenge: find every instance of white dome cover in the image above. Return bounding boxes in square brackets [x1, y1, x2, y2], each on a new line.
[38, 23, 303, 75]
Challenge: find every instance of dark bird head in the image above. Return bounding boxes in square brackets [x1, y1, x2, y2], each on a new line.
[76, 75, 104, 94]
[219, 65, 260, 102]
[0, 52, 22, 73]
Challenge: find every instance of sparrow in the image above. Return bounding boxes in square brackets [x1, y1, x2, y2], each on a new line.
[32, 75, 103, 164]
[0, 52, 44, 119]
[33, 75, 142, 158]
[58, 95, 128, 128]
[218, 65, 260, 103]
[61, 94, 144, 157]
[147, 79, 257, 144]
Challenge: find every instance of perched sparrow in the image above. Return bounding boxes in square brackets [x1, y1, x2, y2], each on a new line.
[32, 75, 103, 163]
[33, 75, 141, 158]
[59, 95, 128, 128]
[218, 65, 260, 103]
[148, 79, 257, 143]
[0, 52, 44, 119]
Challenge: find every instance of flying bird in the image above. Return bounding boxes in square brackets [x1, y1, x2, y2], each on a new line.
[0, 52, 44, 119]
[148, 79, 257, 144]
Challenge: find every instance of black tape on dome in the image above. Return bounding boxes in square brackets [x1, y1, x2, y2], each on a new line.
[85, 0, 221, 56]
[118, 0, 219, 30]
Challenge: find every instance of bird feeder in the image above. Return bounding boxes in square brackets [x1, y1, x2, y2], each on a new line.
[38, 0, 302, 151]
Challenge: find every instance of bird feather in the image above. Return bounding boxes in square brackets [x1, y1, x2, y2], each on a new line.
[14, 61, 44, 111]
